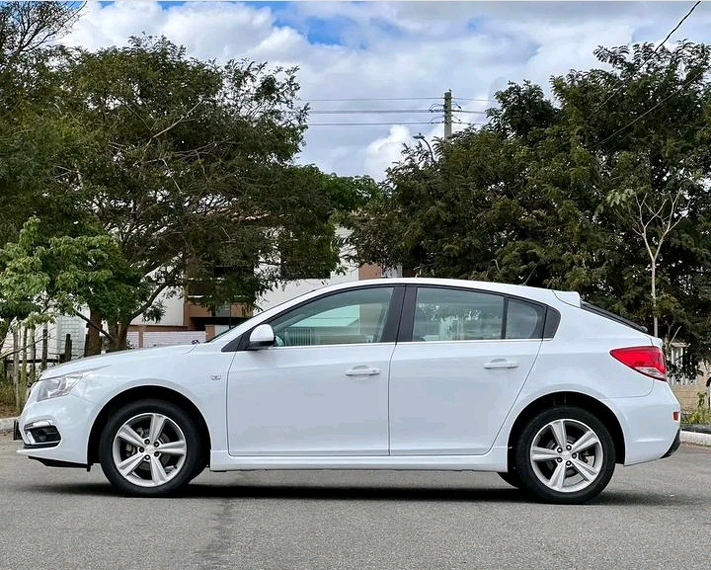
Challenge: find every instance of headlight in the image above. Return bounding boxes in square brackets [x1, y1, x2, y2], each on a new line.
[35, 369, 102, 401]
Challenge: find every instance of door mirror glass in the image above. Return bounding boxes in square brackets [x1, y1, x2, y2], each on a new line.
[247, 324, 276, 350]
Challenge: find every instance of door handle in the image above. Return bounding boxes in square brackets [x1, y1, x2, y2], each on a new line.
[484, 359, 519, 369]
[345, 366, 381, 376]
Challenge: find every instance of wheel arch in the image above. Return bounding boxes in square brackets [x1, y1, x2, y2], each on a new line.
[87, 386, 211, 466]
[506, 392, 625, 466]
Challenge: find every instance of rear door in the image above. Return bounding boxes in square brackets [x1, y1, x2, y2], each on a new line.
[389, 285, 544, 455]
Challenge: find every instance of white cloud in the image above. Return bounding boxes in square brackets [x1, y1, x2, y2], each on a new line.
[60, 1, 711, 181]
[364, 125, 413, 179]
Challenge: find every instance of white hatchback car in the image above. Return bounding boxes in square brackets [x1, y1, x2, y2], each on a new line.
[15, 278, 680, 503]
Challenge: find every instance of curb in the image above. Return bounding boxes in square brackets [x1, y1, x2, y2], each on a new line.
[680, 430, 711, 447]
[0, 417, 17, 434]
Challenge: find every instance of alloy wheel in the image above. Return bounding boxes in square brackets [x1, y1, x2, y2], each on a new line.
[529, 418, 603, 493]
[111, 413, 187, 488]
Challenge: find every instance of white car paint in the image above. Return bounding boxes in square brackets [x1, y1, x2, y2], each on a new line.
[16, 278, 680, 488]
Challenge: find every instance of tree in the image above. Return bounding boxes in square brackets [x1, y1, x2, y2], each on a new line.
[349, 82, 605, 290]
[350, 42, 711, 374]
[41, 36, 353, 352]
[0, 2, 86, 245]
[553, 41, 711, 368]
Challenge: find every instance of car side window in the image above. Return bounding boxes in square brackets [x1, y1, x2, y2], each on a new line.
[413, 287, 504, 341]
[505, 298, 545, 339]
[269, 287, 395, 347]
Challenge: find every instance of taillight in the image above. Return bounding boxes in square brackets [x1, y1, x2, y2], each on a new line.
[610, 346, 666, 381]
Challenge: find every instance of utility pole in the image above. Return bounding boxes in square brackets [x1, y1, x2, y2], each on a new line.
[443, 90, 453, 139]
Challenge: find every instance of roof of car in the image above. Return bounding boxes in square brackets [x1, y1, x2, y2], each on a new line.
[319, 277, 578, 306]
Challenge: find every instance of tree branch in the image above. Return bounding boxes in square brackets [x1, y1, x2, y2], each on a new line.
[70, 308, 115, 342]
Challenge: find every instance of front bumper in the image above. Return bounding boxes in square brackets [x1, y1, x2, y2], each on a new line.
[16, 393, 95, 466]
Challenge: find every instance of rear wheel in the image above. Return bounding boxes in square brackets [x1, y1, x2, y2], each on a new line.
[514, 406, 616, 504]
[99, 399, 201, 497]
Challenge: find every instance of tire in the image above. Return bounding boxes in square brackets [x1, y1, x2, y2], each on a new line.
[513, 406, 616, 504]
[98, 399, 202, 497]
[497, 470, 522, 489]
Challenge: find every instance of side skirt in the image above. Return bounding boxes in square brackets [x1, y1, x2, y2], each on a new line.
[208, 448, 508, 472]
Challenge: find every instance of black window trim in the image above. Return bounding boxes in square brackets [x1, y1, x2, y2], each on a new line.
[398, 284, 556, 343]
[223, 284, 406, 352]
[580, 301, 647, 333]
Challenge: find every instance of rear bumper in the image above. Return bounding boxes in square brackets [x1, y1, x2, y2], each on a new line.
[662, 429, 681, 458]
[605, 379, 681, 466]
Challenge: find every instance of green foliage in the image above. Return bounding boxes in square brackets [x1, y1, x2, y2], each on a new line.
[350, 41, 711, 374]
[0, 217, 137, 329]
[682, 391, 711, 425]
[1, 25, 357, 351]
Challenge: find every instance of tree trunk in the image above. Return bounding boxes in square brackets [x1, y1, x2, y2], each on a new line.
[651, 259, 658, 339]
[20, 327, 28, 406]
[12, 328, 20, 413]
[107, 322, 129, 352]
[85, 307, 103, 356]
[41, 324, 48, 371]
[29, 326, 36, 386]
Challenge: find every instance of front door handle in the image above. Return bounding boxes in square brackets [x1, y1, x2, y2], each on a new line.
[345, 366, 381, 376]
[484, 359, 519, 369]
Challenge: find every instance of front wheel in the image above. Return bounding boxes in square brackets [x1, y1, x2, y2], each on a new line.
[98, 399, 202, 497]
[514, 406, 616, 504]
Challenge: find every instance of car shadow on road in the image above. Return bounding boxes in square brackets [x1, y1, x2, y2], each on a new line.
[13, 481, 703, 507]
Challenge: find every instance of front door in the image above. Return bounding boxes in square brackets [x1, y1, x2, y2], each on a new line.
[227, 285, 402, 456]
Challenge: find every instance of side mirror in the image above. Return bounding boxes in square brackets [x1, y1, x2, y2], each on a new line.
[247, 324, 276, 350]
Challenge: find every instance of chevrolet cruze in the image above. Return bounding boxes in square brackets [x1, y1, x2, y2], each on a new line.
[15, 278, 681, 503]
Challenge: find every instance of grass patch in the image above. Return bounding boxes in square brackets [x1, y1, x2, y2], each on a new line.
[0, 381, 19, 417]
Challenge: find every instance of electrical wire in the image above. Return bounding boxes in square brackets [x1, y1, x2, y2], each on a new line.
[300, 96, 494, 103]
[593, 66, 706, 149]
[310, 109, 442, 115]
[591, 1, 702, 115]
[308, 121, 445, 126]
[308, 109, 486, 115]
[308, 121, 483, 127]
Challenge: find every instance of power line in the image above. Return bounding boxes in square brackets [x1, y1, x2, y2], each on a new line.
[310, 109, 439, 115]
[594, 66, 706, 149]
[592, 0, 702, 114]
[308, 121, 445, 126]
[301, 96, 494, 103]
[308, 109, 486, 115]
[308, 122, 484, 127]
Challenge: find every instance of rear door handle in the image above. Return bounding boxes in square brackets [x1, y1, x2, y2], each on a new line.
[345, 366, 381, 376]
[484, 359, 519, 369]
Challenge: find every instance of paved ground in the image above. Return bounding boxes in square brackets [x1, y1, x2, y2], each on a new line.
[2, 433, 711, 570]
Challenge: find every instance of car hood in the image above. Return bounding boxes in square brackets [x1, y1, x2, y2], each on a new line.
[40, 345, 198, 379]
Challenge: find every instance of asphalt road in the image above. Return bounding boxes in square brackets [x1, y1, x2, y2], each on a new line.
[2, 433, 711, 570]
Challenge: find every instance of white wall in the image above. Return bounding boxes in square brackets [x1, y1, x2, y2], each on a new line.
[130, 288, 185, 327]
[256, 228, 361, 313]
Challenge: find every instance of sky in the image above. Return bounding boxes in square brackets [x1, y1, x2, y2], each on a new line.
[59, 1, 711, 181]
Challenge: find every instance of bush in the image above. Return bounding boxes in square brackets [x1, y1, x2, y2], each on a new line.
[682, 391, 711, 425]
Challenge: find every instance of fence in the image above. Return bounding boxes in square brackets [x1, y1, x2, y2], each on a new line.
[126, 331, 206, 349]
